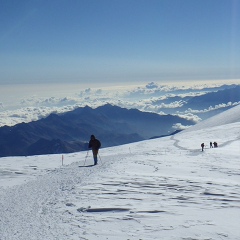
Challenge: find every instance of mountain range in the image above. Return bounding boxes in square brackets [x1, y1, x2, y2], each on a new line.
[0, 104, 194, 157]
[157, 85, 240, 119]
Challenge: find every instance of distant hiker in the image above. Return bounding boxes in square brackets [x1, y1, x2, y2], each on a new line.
[201, 143, 204, 151]
[210, 142, 213, 148]
[213, 142, 218, 148]
[88, 135, 101, 165]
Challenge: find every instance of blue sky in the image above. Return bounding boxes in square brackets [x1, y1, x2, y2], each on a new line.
[0, 0, 240, 85]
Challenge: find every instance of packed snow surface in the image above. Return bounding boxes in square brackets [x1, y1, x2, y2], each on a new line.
[0, 105, 240, 240]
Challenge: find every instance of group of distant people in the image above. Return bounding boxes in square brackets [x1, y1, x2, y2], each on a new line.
[201, 141, 218, 151]
[210, 141, 218, 148]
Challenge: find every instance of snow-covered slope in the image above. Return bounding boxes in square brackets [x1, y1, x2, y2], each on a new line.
[0, 106, 240, 240]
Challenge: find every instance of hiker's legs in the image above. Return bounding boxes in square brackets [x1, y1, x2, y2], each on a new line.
[92, 149, 98, 165]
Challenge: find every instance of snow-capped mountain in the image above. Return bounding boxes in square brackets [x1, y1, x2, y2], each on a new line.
[0, 104, 239, 239]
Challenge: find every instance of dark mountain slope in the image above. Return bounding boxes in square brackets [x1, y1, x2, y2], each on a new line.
[0, 104, 194, 157]
[184, 85, 240, 110]
[94, 104, 191, 138]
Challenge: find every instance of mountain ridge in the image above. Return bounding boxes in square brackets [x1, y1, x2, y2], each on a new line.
[0, 104, 194, 157]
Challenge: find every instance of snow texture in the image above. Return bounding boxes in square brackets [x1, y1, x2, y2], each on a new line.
[0, 104, 240, 240]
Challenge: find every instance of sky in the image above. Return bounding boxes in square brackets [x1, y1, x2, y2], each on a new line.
[1, 0, 240, 85]
[0, 104, 240, 239]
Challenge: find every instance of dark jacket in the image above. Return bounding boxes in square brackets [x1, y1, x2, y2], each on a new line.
[88, 135, 101, 150]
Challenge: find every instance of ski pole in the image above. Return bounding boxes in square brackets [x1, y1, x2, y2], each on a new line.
[84, 151, 89, 166]
[98, 153, 103, 165]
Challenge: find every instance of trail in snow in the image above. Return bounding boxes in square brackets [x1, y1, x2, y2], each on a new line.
[0, 159, 96, 239]
[0, 152, 131, 240]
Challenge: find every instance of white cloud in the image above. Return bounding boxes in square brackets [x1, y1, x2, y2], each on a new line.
[172, 123, 191, 130]
[0, 81, 239, 127]
[175, 113, 202, 123]
[146, 82, 158, 89]
[183, 101, 240, 114]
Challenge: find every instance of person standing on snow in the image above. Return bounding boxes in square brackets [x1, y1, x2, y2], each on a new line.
[88, 135, 101, 165]
[201, 143, 204, 151]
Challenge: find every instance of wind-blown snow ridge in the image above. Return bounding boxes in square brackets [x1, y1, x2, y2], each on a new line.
[0, 106, 240, 239]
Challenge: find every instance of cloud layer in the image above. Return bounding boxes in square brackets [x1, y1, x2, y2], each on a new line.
[0, 80, 240, 127]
